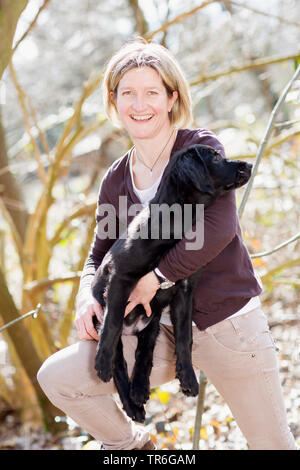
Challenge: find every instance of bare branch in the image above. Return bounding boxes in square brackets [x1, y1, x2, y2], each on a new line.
[12, 0, 51, 53]
[128, 0, 149, 35]
[238, 64, 300, 218]
[8, 59, 48, 185]
[250, 232, 300, 259]
[228, 0, 300, 28]
[145, 0, 300, 43]
[190, 52, 300, 86]
[261, 257, 300, 284]
[145, 0, 220, 40]
[23, 273, 81, 294]
[49, 202, 96, 247]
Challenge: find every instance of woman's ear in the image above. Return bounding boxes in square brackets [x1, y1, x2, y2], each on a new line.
[168, 90, 178, 112]
[109, 91, 115, 103]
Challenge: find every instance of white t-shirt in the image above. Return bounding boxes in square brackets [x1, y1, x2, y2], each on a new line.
[129, 151, 261, 326]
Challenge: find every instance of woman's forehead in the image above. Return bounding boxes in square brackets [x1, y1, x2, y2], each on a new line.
[118, 66, 163, 87]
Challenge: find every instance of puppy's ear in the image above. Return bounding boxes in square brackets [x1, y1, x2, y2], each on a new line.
[190, 171, 214, 194]
[184, 152, 213, 194]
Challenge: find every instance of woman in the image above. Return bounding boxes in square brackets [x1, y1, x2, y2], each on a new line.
[37, 39, 296, 450]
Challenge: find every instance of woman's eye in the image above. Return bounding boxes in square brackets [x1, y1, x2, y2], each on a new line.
[148, 91, 158, 95]
[122, 91, 131, 95]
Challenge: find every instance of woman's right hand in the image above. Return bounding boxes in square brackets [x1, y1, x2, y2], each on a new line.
[75, 298, 103, 341]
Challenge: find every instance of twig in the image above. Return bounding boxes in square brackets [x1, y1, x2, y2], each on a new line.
[238, 64, 300, 219]
[12, 0, 51, 53]
[0, 304, 41, 333]
[49, 202, 96, 247]
[261, 256, 300, 284]
[8, 59, 48, 185]
[145, 0, 220, 40]
[250, 232, 300, 259]
[190, 52, 300, 86]
[228, 0, 300, 28]
[145, 0, 300, 42]
[23, 273, 81, 293]
[269, 318, 300, 329]
[192, 370, 208, 450]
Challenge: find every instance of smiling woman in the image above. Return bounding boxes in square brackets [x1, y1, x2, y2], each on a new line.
[103, 38, 192, 130]
[111, 66, 178, 143]
[37, 38, 297, 451]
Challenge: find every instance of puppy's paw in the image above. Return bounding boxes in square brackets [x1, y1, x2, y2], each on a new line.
[176, 364, 199, 397]
[95, 355, 113, 383]
[130, 380, 150, 407]
[123, 400, 146, 423]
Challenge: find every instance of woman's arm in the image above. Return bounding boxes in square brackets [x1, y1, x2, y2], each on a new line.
[156, 189, 237, 282]
[156, 130, 237, 282]
[75, 173, 117, 339]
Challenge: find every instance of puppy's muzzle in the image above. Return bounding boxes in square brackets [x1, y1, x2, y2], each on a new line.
[236, 162, 252, 186]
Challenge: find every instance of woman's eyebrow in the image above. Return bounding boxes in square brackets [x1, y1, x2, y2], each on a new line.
[119, 85, 161, 90]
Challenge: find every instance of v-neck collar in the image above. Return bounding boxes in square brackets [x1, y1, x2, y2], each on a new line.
[125, 129, 181, 205]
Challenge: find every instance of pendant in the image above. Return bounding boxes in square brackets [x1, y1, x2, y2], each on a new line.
[150, 169, 153, 176]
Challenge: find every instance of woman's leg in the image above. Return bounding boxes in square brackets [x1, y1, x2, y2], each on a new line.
[37, 325, 176, 450]
[191, 307, 297, 450]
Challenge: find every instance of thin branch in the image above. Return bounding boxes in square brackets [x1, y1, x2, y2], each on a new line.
[0, 304, 40, 333]
[23, 273, 81, 294]
[269, 317, 300, 329]
[128, 0, 149, 35]
[250, 232, 300, 259]
[189, 52, 300, 86]
[49, 202, 96, 247]
[26, 93, 50, 155]
[0, 196, 24, 266]
[228, 0, 300, 28]
[145, 0, 220, 40]
[144, 0, 300, 42]
[12, 0, 51, 53]
[238, 64, 300, 219]
[261, 256, 300, 284]
[267, 279, 300, 288]
[8, 59, 48, 185]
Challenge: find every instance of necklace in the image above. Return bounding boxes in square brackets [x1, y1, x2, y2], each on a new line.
[134, 128, 177, 177]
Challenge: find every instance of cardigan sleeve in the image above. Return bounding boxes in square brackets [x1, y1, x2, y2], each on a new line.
[157, 131, 237, 282]
[75, 171, 117, 315]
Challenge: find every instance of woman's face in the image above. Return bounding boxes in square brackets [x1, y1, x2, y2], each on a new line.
[111, 66, 178, 141]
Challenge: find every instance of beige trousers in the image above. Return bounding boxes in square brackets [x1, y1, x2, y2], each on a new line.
[37, 307, 296, 450]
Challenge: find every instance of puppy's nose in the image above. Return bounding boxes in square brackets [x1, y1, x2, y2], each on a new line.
[238, 161, 252, 175]
[239, 161, 252, 171]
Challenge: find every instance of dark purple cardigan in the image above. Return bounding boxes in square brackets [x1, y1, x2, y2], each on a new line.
[77, 128, 262, 330]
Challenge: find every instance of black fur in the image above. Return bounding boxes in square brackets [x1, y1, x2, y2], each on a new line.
[91, 144, 252, 422]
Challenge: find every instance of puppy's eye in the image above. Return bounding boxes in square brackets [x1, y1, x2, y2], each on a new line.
[212, 154, 222, 163]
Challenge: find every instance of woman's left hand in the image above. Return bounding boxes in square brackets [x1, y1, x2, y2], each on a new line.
[124, 271, 160, 318]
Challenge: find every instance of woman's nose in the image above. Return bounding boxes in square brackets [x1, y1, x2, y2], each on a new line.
[132, 95, 147, 111]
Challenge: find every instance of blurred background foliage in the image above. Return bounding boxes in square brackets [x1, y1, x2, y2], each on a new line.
[0, 0, 299, 450]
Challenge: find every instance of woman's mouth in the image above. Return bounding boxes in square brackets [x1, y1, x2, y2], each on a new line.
[131, 114, 154, 122]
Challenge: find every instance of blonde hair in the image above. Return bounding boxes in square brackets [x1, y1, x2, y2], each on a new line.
[102, 38, 192, 129]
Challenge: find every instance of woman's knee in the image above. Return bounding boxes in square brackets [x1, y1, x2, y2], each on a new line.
[37, 353, 63, 398]
[37, 340, 103, 399]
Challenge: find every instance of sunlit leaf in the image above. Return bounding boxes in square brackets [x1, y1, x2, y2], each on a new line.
[81, 440, 99, 450]
[200, 427, 208, 440]
[157, 390, 170, 404]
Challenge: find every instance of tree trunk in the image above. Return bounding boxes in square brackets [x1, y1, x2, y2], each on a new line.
[0, 106, 29, 242]
[0, 0, 28, 79]
[0, 267, 66, 433]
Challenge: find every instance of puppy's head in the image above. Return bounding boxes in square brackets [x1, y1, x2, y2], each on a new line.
[175, 144, 252, 198]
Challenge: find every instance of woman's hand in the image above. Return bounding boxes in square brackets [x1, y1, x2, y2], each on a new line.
[124, 271, 160, 318]
[75, 298, 103, 341]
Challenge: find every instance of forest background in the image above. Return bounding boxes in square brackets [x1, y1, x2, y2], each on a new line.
[0, 0, 299, 450]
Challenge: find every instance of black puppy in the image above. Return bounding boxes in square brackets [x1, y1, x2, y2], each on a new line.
[92, 144, 252, 422]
